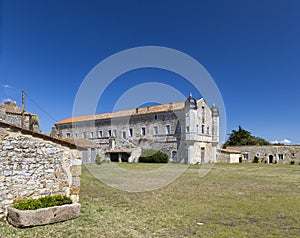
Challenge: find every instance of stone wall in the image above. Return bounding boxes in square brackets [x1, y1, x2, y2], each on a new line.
[0, 101, 40, 133]
[0, 123, 82, 218]
[227, 145, 300, 164]
[217, 150, 240, 163]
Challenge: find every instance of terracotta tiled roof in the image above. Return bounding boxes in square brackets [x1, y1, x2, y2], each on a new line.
[62, 138, 100, 148]
[56, 101, 188, 125]
[220, 149, 241, 154]
[105, 148, 135, 153]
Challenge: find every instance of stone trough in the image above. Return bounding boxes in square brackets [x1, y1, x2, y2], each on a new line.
[7, 203, 81, 228]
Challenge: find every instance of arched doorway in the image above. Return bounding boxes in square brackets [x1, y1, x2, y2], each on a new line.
[269, 155, 274, 164]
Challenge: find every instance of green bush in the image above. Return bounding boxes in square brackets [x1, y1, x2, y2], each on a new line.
[95, 154, 102, 165]
[139, 149, 169, 163]
[252, 156, 259, 163]
[290, 160, 295, 165]
[12, 194, 72, 210]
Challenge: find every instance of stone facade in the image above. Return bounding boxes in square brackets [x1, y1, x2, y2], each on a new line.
[227, 145, 300, 164]
[52, 95, 220, 164]
[0, 100, 40, 132]
[0, 121, 82, 219]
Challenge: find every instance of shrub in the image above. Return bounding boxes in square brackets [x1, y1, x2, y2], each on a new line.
[95, 154, 102, 165]
[12, 194, 72, 210]
[239, 157, 242, 163]
[139, 149, 168, 163]
[290, 160, 295, 165]
[252, 156, 259, 163]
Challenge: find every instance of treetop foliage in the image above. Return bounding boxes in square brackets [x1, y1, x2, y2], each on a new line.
[223, 126, 270, 148]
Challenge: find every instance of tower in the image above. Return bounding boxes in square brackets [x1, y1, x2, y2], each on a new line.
[184, 93, 198, 164]
[211, 104, 220, 162]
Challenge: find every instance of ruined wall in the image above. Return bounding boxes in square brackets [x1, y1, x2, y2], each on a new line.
[0, 126, 82, 218]
[0, 110, 40, 133]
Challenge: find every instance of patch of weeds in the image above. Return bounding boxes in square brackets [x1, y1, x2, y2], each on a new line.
[12, 194, 72, 210]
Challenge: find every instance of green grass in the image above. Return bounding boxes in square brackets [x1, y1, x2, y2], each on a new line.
[1, 163, 299, 237]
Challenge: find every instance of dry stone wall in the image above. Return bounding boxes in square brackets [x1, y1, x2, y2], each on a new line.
[0, 125, 82, 219]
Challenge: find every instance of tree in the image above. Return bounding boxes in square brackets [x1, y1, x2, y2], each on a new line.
[223, 126, 270, 148]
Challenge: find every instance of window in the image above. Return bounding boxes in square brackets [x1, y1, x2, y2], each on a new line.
[256, 153, 260, 157]
[292, 153, 296, 157]
[129, 128, 133, 137]
[90, 131, 94, 138]
[83, 132, 87, 138]
[98, 130, 103, 138]
[154, 114, 158, 120]
[186, 126, 189, 133]
[165, 125, 171, 134]
[206, 126, 209, 135]
[278, 154, 284, 160]
[113, 130, 117, 137]
[243, 153, 249, 161]
[153, 126, 158, 135]
[122, 131, 126, 139]
[75, 132, 78, 138]
[66, 132, 71, 138]
[141, 126, 146, 136]
[201, 125, 205, 134]
[108, 130, 112, 137]
[202, 106, 205, 123]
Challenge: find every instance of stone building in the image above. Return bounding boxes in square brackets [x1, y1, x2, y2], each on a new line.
[0, 100, 40, 132]
[0, 121, 82, 218]
[52, 95, 220, 164]
[227, 145, 300, 164]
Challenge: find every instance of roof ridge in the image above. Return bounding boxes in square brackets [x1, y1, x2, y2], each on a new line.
[55, 99, 199, 125]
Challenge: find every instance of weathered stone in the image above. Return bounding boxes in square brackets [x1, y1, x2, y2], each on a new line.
[72, 177, 81, 188]
[4, 145, 14, 150]
[7, 203, 81, 227]
[70, 187, 80, 195]
[0, 124, 82, 218]
[227, 145, 300, 164]
[60, 182, 69, 188]
[70, 165, 81, 177]
[128, 147, 142, 162]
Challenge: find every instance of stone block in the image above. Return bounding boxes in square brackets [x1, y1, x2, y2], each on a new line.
[7, 203, 81, 227]
[70, 187, 80, 195]
[71, 165, 81, 177]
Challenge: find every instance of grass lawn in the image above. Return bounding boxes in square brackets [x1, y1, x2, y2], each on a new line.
[1, 163, 299, 237]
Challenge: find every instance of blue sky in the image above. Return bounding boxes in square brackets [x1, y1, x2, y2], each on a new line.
[0, 0, 299, 144]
